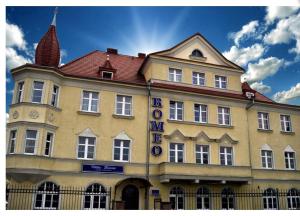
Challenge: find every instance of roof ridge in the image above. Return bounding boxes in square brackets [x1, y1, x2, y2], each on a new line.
[59, 50, 99, 69]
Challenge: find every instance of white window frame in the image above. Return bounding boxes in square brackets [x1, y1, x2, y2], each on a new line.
[24, 129, 39, 155]
[83, 183, 108, 210]
[113, 139, 131, 162]
[77, 136, 96, 160]
[34, 182, 60, 210]
[261, 150, 273, 169]
[285, 151, 296, 170]
[81, 90, 99, 113]
[169, 68, 182, 82]
[218, 106, 231, 125]
[258, 112, 270, 130]
[192, 72, 205, 86]
[194, 104, 208, 123]
[195, 144, 210, 164]
[287, 189, 300, 210]
[31, 80, 44, 104]
[115, 95, 133, 116]
[44, 132, 54, 157]
[15, 81, 24, 103]
[196, 187, 210, 210]
[102, 71, 113, 79]
[215, 75, 227, 89]
[169, 101, 184, 121]
[50, 84, 60, 107]
[220, 146, 233, 166]
[263, 188, 278, 210]
[8, 129, 17, 154]
[169, 143, 185, 163]
[280, 114, 292, 132]
[169, 186, 185, 210]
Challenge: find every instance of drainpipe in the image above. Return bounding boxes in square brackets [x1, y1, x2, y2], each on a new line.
[145, 80, 151, 210]
[245, 97, 255, 184]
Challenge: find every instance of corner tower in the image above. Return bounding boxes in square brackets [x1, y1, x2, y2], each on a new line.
[35, 7, 60, 67]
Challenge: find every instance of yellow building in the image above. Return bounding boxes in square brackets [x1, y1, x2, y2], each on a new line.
[6, 13, 300, 210]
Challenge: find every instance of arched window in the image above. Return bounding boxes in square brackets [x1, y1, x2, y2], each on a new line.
[34, 181, 60, 209]
[221, 188, 235, 209]
[196, 187, 210, 209]
[287, 188, 300, 210]
[169, 186, 184, 210]
[263, 188, 278, 209]
[191, 49, 204, 58]
[84, 183, 107, 209]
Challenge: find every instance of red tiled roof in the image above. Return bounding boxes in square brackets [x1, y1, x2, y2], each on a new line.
[35, 25, 60, 67]
[60, 50, 145, 84]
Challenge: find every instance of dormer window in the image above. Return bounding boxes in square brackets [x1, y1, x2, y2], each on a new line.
[102, 71, 113, 80]
[192, 49, 203, 58]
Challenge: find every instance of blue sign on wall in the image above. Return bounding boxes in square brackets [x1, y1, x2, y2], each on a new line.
[82, 164, 124, 174]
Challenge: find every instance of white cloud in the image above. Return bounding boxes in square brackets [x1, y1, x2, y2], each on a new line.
[273, 83, 300, 103]
[6, 113, 9, 123]
[241, 57, 284, 83]
[6, 22, 27, 50]
[223, 43, 265, 67]
[265, 6, 299, 24]
[229, 20, 259, 46]
[250, 81, 272, 94]
[264, 12, 300, 55]
[6, 47, 32, 69]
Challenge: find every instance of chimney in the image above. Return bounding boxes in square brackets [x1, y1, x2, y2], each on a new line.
[138, 53, 146, 58]
[107, 48, 118, 54]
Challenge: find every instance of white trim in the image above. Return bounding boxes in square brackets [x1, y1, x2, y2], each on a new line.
[258, 112, 270, 130]
[219, 146, 233, 166]
[192, 71, 205, 86]
[214, 75, 227, 89]
[195, 144, 210, 164]
[217, 106, 231, 126]
[169, 100, 184, 121]
[31, 80, 45, 104]
[168, 67, 182, 83]
[115, 94, 133, 116]
[80, 90, 100, 113]
[112, 138, 131, 162]
[76, 136, 96, 160]
[194, 103, 208, 123]
[102, 71, 114, 80]
[280, 114, 293, 132]
[50, 83, 61, 108]
[44, 131, 55, 157]
[284, 151, 296, 170]
[261, 149, 274, 169]
[14, 80, 25, 104]
[7, 128, 18, 154]
[23, 128, 39, 155]
[169, 143, 185, 163]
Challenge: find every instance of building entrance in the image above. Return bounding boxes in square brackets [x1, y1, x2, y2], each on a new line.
[122, 184, 139, 209]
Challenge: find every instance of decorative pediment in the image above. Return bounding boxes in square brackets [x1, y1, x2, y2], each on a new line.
[164, 129, 190, 141]
[261, 144, 272, 150]
[192, 131, 215, 143]
[216, 133, 238, 145]
[284, 145, 295, 152]
[76, 128, 98, 137]
[114, 131, 132, 141]
[151, 33, 242, 70]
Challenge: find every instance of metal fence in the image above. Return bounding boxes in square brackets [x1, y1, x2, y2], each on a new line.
[6, 184, 112, 210]
[6, 185, 300, 210]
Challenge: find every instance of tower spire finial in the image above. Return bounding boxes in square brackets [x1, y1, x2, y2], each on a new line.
[51, 7, 58, 26]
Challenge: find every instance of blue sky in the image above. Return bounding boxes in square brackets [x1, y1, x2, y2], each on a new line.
[6, 6, 300, 112]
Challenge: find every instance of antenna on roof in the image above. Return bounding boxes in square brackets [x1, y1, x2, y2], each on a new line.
[51, 7, 58, 26]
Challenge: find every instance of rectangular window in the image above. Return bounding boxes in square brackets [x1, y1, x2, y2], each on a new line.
[51, 85, 59, 107]
[285, 152, 295, 170]
[44, 132, 54, 156]
[102, 71, 113, 79]
[77, 136, 96, 159]
[193, 72, 205, 86]
[16, 81, 24, 103]
[170, 101, 184, 120]
[194, 104, 207, 123]
[81, 91, 99, 112]
[215, 75, 227, 89]
[116, 95, 132, 116]
[196, 145, 209, 164]
[25, 130, 38, 154]
[169, 68, 182, 82]
[280, 115, 292, 132]
[8, 130, 17, 154]
[32, 81, 44, 103]
[258, 112, 270, 130]
[113, 139, 130, 162]
[261, 150, 273, 169]
[169, 143, 184, 163]
[220, 146, 233, 166]
[218, 107, 230, 125]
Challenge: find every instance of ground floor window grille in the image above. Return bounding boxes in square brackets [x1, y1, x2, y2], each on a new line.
[263, 188, 278, 209]
[34, 182, 60, 210]
[287, 188, 300, 210]
[221, 188, 235, 209]
[196, 187, 210, 209]
[84, 183, 107, 209]
[170, 187, 184, 210]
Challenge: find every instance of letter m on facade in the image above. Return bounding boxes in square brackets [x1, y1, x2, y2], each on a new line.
[150, 121, 164, 132]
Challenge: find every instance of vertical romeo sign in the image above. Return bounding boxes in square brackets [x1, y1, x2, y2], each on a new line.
[150, 98, 163, 156]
